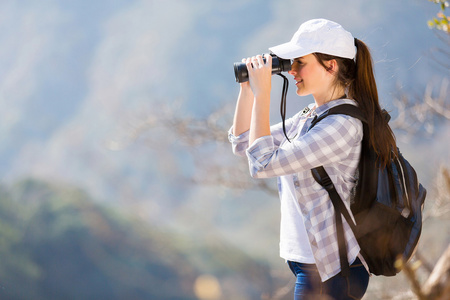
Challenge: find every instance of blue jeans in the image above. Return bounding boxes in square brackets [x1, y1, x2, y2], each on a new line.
[287, 257, 369, 300]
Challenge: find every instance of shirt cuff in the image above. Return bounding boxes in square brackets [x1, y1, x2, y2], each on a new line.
[228, 126, 249, 143]
[228, 126, 251, 156]
[246, 135, 275, 177]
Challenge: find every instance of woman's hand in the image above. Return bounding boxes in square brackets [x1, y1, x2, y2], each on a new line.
[245, 54, 272, 99]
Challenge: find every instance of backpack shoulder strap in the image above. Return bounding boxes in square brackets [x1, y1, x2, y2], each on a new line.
[309, 103, 366, 277]
[311, 166, 355, 277]
[308, 104, 367, 131]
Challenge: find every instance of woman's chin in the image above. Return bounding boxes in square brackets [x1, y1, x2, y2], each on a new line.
[296, 90, 308, 97]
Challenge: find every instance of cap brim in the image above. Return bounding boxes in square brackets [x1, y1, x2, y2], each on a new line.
[268, 42, 312, 59]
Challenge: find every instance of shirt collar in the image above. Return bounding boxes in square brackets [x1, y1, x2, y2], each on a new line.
[311, 98, 357, 117]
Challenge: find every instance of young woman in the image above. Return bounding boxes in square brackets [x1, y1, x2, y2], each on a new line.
[228, 19, 397, 299]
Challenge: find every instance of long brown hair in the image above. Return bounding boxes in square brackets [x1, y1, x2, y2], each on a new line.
[313, 38, 397, 167]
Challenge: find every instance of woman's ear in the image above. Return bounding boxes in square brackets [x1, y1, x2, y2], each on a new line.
[325, 60, 337, 73]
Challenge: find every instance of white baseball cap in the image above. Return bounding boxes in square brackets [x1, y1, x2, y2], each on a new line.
[269, 19, 356, 60]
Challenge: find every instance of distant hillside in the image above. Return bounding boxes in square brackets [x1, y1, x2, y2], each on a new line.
[0, 178, 274, 299]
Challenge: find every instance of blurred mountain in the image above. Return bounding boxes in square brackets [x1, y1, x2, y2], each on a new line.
[0, 0, 448, 274]
[0, 178, 274, 299]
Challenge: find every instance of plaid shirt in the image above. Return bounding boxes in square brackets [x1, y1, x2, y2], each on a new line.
[229, 99, 364, 281]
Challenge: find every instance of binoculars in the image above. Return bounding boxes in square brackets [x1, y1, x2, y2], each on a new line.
[233, 53, 292, 83]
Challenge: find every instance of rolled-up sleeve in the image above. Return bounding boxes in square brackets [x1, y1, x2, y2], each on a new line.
[229, 110, 298, 158]
[246, 135, 276, 177]
[228, 127, 250, 157]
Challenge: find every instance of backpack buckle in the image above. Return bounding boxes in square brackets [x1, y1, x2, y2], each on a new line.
[312, 168, 334, 191]
[321, 176, 334, 191]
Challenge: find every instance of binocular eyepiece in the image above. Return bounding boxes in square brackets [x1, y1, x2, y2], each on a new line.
[233, 53, 292, 83]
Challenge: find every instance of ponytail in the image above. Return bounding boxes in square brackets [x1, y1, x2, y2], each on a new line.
[349, 38, 397, 167]
[314, 39, 397, 167]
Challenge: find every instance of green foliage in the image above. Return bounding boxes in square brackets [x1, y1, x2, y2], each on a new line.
[428, 0, 450, 32]
[0, 178, 272, 299]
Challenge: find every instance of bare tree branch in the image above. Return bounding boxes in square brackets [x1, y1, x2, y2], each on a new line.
[422, 244, 450, 300]
[389, 78, 449, 137]
[424, 166, 450, 221]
